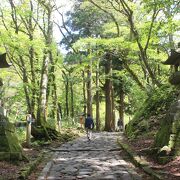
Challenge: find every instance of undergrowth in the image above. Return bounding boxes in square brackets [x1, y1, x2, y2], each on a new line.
[125, 85, 179, 139]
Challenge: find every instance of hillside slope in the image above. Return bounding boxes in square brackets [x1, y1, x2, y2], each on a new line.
[125, 85, 180, 156]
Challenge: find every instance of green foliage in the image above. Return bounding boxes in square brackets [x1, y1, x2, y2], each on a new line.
[59, 128, 82, 142]
[0, 0, 179, 145]
[61, 116, 79, 128]
[61, 0, 111, 49]
[31, 139, 51, 147]
[0, 70, 27, 123]
[16, 128, 26, 143]
[126, 83, 147, 115]
[73, 37, 126, 51]
[125, 85, 178, 138]
[134, 85, 177, 120]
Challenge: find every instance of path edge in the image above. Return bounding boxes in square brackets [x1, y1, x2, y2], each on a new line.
[117, 138, 163, 180]
[18, 153, 44, 180]
[37, 152, 58, 180]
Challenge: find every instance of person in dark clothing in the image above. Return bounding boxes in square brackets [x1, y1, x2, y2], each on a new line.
[117, 118, 123, 131]
[85, 114, 94, 141]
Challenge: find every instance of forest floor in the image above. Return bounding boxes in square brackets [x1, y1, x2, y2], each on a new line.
[0, 130, 179, 180]
[0, 140, 64, 180]
[125, 135, 180, 180]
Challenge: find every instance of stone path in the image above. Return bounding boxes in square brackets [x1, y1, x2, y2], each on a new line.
[38, 132, 142, 180]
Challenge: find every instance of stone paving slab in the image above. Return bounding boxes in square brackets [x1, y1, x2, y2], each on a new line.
[38, 132, 142, 180]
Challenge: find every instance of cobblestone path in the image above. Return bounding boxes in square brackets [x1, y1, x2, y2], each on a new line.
[38, 132, 142, 180]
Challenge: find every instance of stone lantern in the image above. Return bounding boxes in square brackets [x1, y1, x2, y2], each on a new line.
[155, 44, 180, 158]
[0, 53, 11, 113]
[0, 53, 23, 160]
[163, 45, 180, 85]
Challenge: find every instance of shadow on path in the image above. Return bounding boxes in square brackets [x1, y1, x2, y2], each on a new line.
[38, 132, 142, 180]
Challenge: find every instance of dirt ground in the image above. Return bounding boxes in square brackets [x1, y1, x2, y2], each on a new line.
[0, 148, 41, 180]
[127, 136, 180, 180]
[0, 138, 70, 180]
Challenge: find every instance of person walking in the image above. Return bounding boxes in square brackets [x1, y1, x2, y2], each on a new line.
[79, 115, 84, 128]
[117, 118, 123, 131]
[85, 114, 94, 141]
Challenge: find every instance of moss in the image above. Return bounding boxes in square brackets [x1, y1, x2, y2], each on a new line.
[174, 130, 180, 156]
[154, 104, 180, 156]
[18, 153, 44, 180]
[0, 118, 22, 160]
[138, 120, 149, 132]
[125, 85, 178, 139]
[0, 152, 10, 160]
[125, 85, 180, 158]
[154, 118, 172, 148]
[125, 118, 139, 138]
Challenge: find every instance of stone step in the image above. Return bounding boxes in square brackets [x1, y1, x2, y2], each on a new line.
[49, 147, 122, 152]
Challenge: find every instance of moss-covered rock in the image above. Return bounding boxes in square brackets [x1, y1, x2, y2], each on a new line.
[174, 131, 180, 155]
[154, 117, 172, 148]
[31, 124, 59, 140]
[0, 115, 23, 160]
[154, 99, 180, 156]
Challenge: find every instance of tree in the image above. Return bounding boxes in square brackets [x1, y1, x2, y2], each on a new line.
[0, 0, 62, 139]
[95, 56, 100, 130]
[87, 0, 179, 88]
[104, 52, 114, 131]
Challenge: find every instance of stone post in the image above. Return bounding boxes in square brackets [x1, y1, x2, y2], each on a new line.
[26, 114, 32, 148]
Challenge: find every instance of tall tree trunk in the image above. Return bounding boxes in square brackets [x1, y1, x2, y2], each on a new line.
[47, 51, 59, 127]
[62, 72, 69, 117]
[36, 0, 54, 128]
[104, 53, 113, 131]
[119, 89, 124, 127]
[20, 56, 31, 113]
[52, 80, 58, 120]
[111, 85, 115, 131]
[96, 59, 100, 131]
[70, 81, 74, 119]
[82, 70, 87, 115]
[37, 53, 49, 125]
[29, 46, 36, 116]
[57, 102, 62, 131]
[87, 63, 93, 116]
[66, 80, 69, 117]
